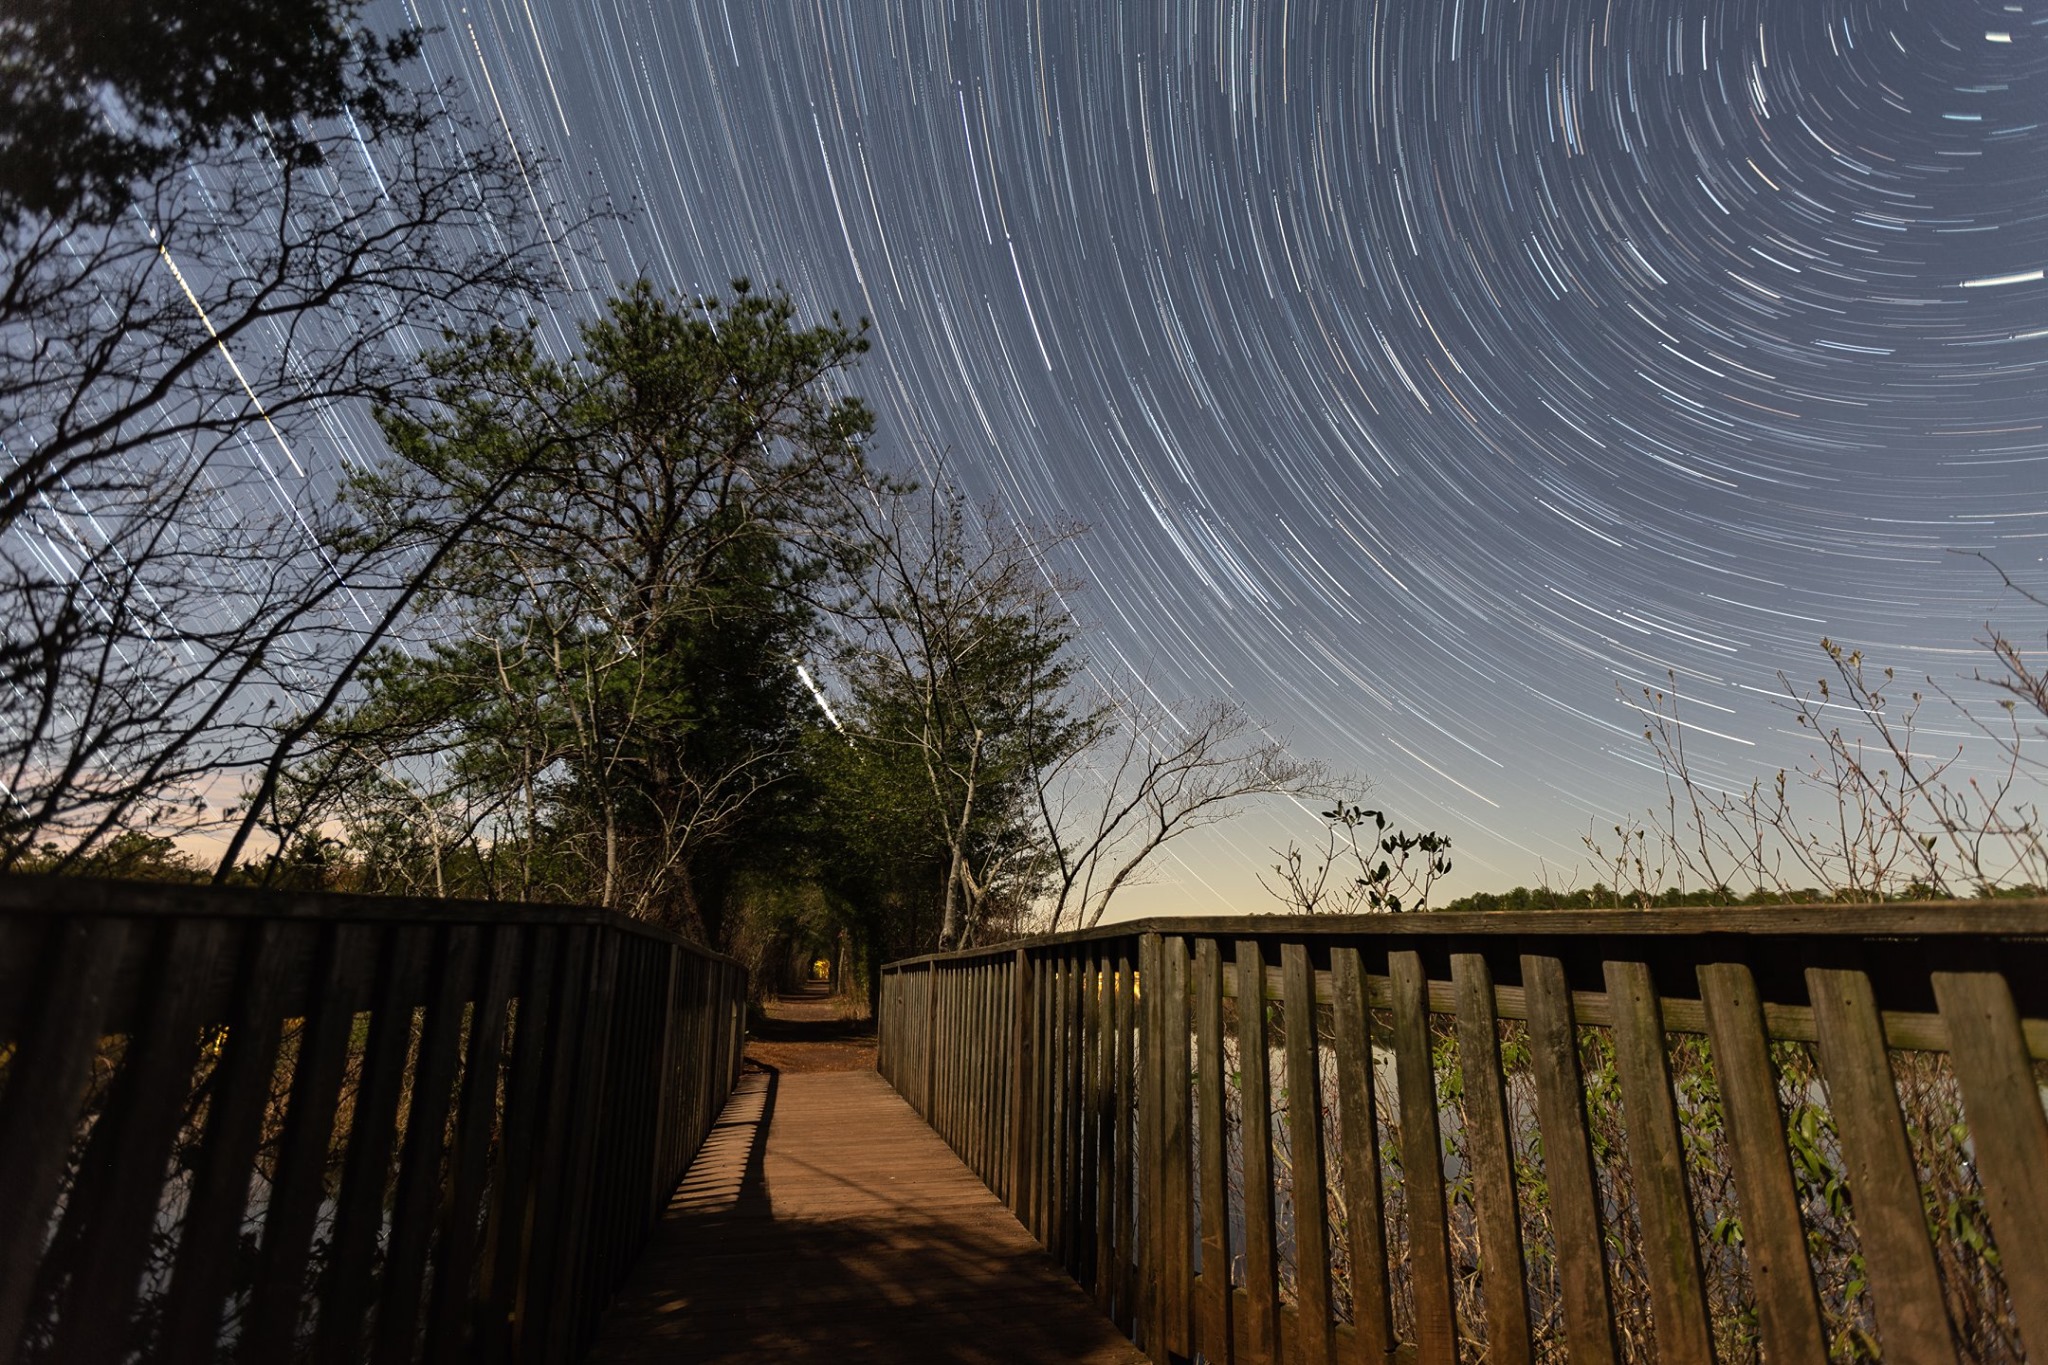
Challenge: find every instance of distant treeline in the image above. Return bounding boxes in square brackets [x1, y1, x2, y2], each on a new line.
[1437, 881, 2048, 912]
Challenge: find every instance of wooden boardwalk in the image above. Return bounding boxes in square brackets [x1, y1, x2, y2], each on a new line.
[588, 996, 1146, 1364]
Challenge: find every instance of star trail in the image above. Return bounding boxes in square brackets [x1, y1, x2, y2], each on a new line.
[401, 0, 2048, 909]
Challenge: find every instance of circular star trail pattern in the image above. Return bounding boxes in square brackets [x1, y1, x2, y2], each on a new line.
[410, 0, 2048, 906]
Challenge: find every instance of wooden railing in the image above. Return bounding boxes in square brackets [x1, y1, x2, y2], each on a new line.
[0, 877, 746, 1365]
[879, 907, 2048, 1365]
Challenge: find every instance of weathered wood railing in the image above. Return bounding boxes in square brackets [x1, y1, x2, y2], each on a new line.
[878, 907, 2048, 1365]
[0, 877, 746, 1365]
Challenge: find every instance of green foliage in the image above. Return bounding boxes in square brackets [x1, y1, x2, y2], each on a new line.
[297, 281, 878, 941]
[0, 0, 420, 229]
[815, 490, 1098, 953]
[1267, 798, 1453, 914]
[5, 830, 207, 881]
[1437, 883, 1840, 913]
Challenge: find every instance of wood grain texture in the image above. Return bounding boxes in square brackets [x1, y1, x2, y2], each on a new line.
[0, 884, 744, 1365]
[45, 918, 226, 1365]
[0, 916, 131, 1362]
[1094, 952, 1118, 1312]
[371, 925, 482, 1365]
[240, 922, 374, 1365]
[1113, 949, 1137, 1334]
[1933, 970, 2048, 1356]
[872, 901, 2048, 964]
[1237, 939, 1282, 1365]
[1160, 937, 1194, 1358]
[1329, 948, 1393, 1362]
[1521, 954, 1618, 1365]
[1390, 949, 1456, 1365]
[1195, 937, 1236, 1364]
[1137, 938, 1164, 1362]
[1450, 952, 1531, 1365]
[1009, 949, 1033, 1217]
[160, 921, 305, 1365]
[1281, 942, 1334, 1365]
[1806, 967, 1958, 1365]
[1604, 959, 1713, 1365]
[589, 1070, 1148, 1364]
[1697, 962, 1827, 1365]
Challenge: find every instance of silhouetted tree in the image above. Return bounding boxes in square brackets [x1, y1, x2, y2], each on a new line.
[0, 1, 557, 867]
[289, 282, 879, 941]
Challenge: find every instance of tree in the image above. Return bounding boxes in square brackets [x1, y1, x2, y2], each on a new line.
[296, 281, 880, 940]
[1584, 642, 2048, 907]
[834, 488, 1094, 950]
[0, 0, 418, 228]
[827, 484, 1329, 950]
[0, 1, 556, 868]
[1032, 698, 1327, 932]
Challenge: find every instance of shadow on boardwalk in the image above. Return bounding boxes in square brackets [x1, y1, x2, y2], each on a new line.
[589, 994, 1145, 1365]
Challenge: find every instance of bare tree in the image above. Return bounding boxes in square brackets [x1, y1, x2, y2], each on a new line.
[0, 64, 560, 866]
[838, 483, 1328, 946]
[1583, 615, 2048, 908]
[1034, 697, 1327, 932]
[837, 485, 1093, 949]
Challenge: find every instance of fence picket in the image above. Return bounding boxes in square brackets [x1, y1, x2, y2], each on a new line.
[426, 924, 524, 1358]
[0, 880, 744, 1365]
[1138, 937, 1165, 1363]
[241, 922, 375, 1364]
[1282, 942, 1334, 1364]
[371, 926, 483, 1365]
[1521, 954, 1618, 1365]
[46, 919, 227, 1365]
[1194, 938, 1235, 1364]
[1806, 966, 1957, 1363]
[1329, 947, 1393, 1362]
[0, 916, 132, 1361]
[1605, 959, 1713, 1365]
[1697, 961, 1827, 1365]
[161, 921, 304, 1365]
[1094, 951, 1118, 1311]
[1113, 947, 1137, 1333]
[1220, 940, 1275, 1364]
[1160, 937, 1193, 1358]
[1390, 949, 1457, 1365]
[1452, 951, 1531, 1365]
[1934, 970, 2048, 1355]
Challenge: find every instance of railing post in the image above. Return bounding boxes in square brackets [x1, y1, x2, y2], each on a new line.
[542, 926, 622, 1361]
[1159, 937, 1192, 1360]
[1136, 932, 1165, 1363]
[648, 943, 680, 1214]
[1007, 948, 1033, 1215]
[923, 963, 939, 1120]
[730, 966, 746, 1093]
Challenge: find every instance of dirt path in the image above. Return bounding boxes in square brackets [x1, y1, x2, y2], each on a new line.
[744, 981, 877, 1073]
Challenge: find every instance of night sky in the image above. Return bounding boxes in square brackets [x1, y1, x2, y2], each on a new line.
[396, 0, 2048, 912]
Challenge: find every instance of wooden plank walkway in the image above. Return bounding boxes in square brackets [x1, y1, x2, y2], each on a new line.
[588, 1000, 1147, 1364]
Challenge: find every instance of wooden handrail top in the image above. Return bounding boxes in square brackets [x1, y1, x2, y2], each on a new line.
[880, 898, 2048, 969]
[0, 874, 740, 964]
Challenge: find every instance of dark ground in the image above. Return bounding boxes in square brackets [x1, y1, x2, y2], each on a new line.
[744, 981, 877, 1073]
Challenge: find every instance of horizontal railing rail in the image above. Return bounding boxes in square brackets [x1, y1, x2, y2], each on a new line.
[879, 905, 2048, 1365]
[0, 877, 747, 1365]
